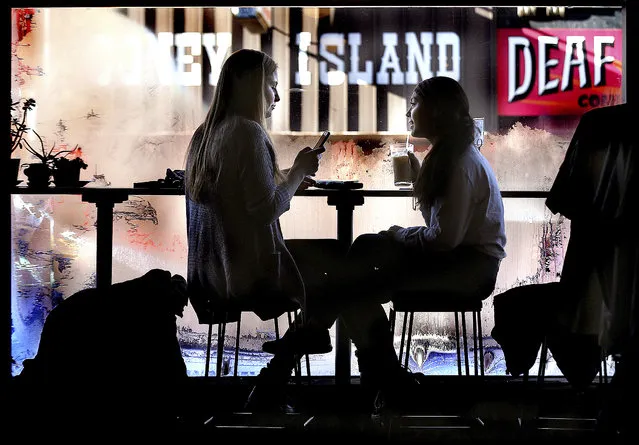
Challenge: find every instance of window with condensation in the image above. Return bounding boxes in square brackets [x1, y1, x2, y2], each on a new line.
[10, 6, 622, 378]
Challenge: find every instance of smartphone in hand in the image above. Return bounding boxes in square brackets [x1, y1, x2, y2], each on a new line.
[310, 131, 330, 153]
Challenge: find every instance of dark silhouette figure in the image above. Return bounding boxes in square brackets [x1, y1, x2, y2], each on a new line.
[492, 103, 637, 441]
[183, 49, 326, 412]
[262, 77, 507, 416]
[492, 282, 603, 389]
[9, 269, 189, 438]
[547, 103, 637, 441]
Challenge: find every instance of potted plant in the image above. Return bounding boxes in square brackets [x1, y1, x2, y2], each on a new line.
[23, 142, 87, 188]
[51, 151, 88, 186]
[11, 98, 87, 187]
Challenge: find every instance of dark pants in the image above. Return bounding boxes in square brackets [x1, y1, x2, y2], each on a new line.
[287, 234, 500, 352]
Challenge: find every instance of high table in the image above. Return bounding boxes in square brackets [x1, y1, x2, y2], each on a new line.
[10, 185, 547, 384]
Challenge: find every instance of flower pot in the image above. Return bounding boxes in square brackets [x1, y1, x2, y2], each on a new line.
[11, 158, 20, 184]
[52, 164, 83, 187]
[23, 163, 52, 188]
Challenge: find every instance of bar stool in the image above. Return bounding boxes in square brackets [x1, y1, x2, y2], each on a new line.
[523, 338, 611, 440]
[533, 336, 609, 385]
[204, 301, 311, 381]
[389, 291, 486, 376]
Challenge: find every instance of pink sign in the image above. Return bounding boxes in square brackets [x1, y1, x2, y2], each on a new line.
[497, 28, 623, 116]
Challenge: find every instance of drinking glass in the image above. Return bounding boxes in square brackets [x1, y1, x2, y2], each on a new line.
[390, 143, 414, 187]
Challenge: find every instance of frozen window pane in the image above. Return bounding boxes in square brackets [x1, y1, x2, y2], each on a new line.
[11, 6, 621, 382]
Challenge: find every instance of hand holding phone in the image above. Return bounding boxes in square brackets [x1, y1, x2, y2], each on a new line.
[310, 131, 330, 153]
[292, 131, 329, 177]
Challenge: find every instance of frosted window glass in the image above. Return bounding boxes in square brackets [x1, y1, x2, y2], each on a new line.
[10, 6, 619, 380]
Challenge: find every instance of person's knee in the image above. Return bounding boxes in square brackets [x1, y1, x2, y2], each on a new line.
[352, 233, 384, 247]
[348, 233, 388, 259]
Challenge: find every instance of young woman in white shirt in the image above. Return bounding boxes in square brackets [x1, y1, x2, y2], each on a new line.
[269, 76, 507, 413]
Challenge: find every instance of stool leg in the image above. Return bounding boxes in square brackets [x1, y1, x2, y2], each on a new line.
[277, 314, 304, 385]
[600, 348, 608, 385]
[286, 312, 302, 378]
[602, 349, 608, 382]
[477, 311, 485, 377]
[217, 316, 227, 378]
[294, 311, 309, 381]
[399, 312, 408, 367]
[291, 310, 311, 382]
[405, 312, 415, 369]
[473, 311, 478, 376]
[389, 307, 397, 367]
[454, 312, 462, 376]
[234, 313, 241, 378]
[205, 322, 213, 377]
[305, 354, 311, 384]
[461, 312, 470, 376]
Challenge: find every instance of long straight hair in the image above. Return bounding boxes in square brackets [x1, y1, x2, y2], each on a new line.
[413, 76, 475, 208]
[185, 49, 284, 203]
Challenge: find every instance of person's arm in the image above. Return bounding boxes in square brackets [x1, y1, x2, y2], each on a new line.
[239, 122, 297, 225]
[393, 168, 475, 251]
[281, 168, 317, 191]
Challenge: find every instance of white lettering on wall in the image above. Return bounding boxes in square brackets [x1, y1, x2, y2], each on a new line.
[561, 36, 587, 91]
[405, 32, 434, 84]
[319, 33, 346, 86]
[594, 35, 615, 86]
[538, 35, 559, 95]
[348, 33, 373, 85]
[175, 32, 202, 87]
[436, 32, 460, 79]
[156, 31, 462, 87]
[377, 33, 404, 85]
[296, 32, 312, 86]
[202, 32, 232, 86]
[508, 36, 533, 103]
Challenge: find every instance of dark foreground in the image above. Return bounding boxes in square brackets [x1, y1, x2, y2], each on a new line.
[6, 375, 632, 444]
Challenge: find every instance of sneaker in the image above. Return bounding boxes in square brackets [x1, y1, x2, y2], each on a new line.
[243, 385, 297, 414]
[400, 367, 426, 385]
[370, 367, 423, 424]
[262, 326, 332, 355]
[369, 391, 387, 429]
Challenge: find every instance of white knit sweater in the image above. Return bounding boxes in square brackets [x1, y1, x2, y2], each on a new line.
[185, 116, 304, 321]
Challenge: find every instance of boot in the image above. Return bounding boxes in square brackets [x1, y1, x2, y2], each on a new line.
[357, 349, 420, 405]
[357, 347, 423, 429]
[243, 354, 298, 413]
[243, 384, 296, 414]
[355, 349, 385, 405]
